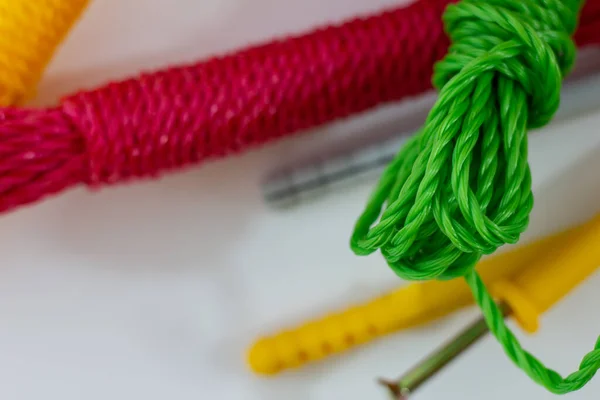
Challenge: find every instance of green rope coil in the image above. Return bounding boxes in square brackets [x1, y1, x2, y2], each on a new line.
[351, 0, 600, 394]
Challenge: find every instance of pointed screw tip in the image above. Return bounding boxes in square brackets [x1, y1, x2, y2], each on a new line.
[378, 378, 407, 400]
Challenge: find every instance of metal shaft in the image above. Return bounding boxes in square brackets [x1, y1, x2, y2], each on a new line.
[379, 303, 511, 399]
[262, 134, 408, 208]
[261, 69, 600, 209]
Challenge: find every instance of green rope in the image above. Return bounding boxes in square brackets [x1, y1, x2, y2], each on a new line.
[350, 0, 600, 394]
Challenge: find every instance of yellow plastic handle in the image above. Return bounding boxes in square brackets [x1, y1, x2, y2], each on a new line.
[247, 223, 585, 375]
[494, 213, 600, 333]
[0, 0, 90, 105]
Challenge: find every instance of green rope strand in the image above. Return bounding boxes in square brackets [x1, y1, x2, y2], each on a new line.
[464, 271, 600, 393]
[350, 0, 600, 393]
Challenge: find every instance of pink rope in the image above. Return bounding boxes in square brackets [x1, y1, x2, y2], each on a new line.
[0, 0, 599, 214]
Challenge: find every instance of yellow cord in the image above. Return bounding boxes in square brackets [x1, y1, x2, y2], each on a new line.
[0, 0, 89, 105]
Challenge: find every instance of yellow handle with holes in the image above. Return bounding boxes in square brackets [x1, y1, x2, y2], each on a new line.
[247, 223, 585, 375]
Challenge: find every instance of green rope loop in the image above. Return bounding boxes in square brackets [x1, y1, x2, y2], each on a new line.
[465, 270, 600, 393]
[351, 0, 600, 393]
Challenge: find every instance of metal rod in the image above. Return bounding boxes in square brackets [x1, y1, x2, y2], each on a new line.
[262, 134, 409, 208]
[379, 303, 511, 399]
[261, 68, 600, 210]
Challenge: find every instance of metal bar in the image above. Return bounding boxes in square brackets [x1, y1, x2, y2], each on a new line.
[379, 303, 511, 399]
[261, 67, 600, 210]
[262, 134, 408, 208]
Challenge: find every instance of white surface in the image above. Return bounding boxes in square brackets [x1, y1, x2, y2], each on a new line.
[2, 1, 600, 399]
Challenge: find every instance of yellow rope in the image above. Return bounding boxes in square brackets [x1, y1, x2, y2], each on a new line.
[0, 0, 89, 105]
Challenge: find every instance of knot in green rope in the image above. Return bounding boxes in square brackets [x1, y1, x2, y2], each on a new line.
[350, 0, 581, 282]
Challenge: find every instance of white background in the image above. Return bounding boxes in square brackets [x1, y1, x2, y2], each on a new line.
[2, 0, 600, 399]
